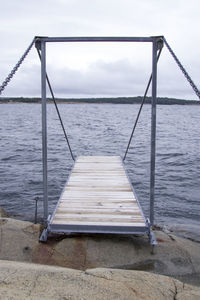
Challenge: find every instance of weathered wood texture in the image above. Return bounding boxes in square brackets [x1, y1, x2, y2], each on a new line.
[52, 156, 145, 227]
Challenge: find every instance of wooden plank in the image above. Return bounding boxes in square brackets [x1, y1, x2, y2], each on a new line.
[56, 208, 141, 214]
[66, 187, 131, 191]
[68, 178, 130, 182]
[67, 182, 130, 186]
[61, 199, 136, 203]
[55, 211, 142, 218]
[52, 220, 145, 227]
[59, 196, 136, 200]
[62, 191, 135, 196]
[60, 200, 137, 205]
[58, 203, 139, 209]
[60, 193, 135, 197]
[53, 215, 144, 222]
[60, 197, 136, 201]
[77, 156, 121, 162]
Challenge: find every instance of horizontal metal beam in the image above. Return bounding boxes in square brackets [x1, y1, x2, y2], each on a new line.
[49, 224, 149, 234]
[36, 36, 154, 43]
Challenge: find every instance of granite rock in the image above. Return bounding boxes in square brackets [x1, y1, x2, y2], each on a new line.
[0, 260, 200, 299]
[0, 217, 200, 286]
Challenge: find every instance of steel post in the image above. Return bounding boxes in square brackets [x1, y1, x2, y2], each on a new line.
[150, 38, 158, 226]
[41, 41, 48, 225]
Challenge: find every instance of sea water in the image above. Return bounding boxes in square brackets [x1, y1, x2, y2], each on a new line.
[0, 103, 199, 239]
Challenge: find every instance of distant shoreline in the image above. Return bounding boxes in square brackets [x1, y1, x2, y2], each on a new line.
[0, 96, 199, 105]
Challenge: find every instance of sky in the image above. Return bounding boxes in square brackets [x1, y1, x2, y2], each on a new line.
[0, 0, 200, 100]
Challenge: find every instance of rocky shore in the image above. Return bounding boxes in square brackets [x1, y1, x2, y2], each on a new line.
[0, 207, 200, 299]
[1, 260, 200, 300]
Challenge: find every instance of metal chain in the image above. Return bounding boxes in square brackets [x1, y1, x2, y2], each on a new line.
[0, 37, 36, 95]
[163, 37, 200, 100]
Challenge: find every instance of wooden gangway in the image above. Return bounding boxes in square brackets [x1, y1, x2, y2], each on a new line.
[40, 156, 152, 240]
[3, 36, 198, 247]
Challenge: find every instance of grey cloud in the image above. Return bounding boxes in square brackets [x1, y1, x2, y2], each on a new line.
[45, 58, 151, 97]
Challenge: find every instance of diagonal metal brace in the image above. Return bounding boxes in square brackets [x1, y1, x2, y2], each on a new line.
[123, 41, 163, 161]
[35, 44, 75, 161]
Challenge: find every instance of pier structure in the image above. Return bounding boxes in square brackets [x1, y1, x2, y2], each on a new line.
[37, 36, 161, 245]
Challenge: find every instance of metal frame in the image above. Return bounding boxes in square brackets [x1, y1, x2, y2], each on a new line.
[40, 36, 154, 43]
[37, 36, 161, 244]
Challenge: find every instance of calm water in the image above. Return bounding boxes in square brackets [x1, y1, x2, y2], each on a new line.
[0, 103, 199, 234]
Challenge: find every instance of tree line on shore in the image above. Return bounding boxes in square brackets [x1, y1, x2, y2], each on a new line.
[0, 96, 199, 105]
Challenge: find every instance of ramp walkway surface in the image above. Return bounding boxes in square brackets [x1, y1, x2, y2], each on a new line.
[47, 156, 148, 235]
